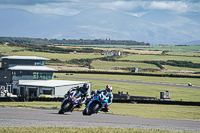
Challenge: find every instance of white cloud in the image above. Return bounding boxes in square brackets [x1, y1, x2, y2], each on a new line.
[148, 1, 188, 13]
[26, 2, 81, 16]
[0, 0, 199, 16]
[97, 1, 148, 11]
[106, 1, 138, 10]
[187, 1, 200, 12]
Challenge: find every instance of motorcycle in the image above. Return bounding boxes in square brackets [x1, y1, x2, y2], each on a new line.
[58, 90, 83, 114]
[83, 92, 108, 115]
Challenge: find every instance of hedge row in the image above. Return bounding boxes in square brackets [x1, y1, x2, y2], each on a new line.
[57, 70, 200, 78]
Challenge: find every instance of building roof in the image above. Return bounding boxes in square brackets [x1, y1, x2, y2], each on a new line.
[17, 80, 89, 88]
[8, 66, 57, 71]
[102, 50, 120, 53]
[1, 56, 50, 60]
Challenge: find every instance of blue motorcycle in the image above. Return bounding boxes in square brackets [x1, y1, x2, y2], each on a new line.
[58, 90, 82, 114]
[83, 92, 108, 115]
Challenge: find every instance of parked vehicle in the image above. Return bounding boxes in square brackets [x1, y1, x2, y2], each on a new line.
[58, 90, 82, 114]
[188, 82, 192, 86]
[83, 92, 108, 115]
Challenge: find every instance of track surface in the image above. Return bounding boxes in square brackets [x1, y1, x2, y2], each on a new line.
[59, 77, 200, 89]
[0, 107, 200, 132]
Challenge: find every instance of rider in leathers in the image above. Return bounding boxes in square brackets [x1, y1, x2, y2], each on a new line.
[96, 85, 113, 112]
[65, 83, 89, 108]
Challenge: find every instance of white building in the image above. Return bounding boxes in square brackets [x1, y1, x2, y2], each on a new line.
[0, 56, 91, 97]
[17, 80, 91, 98]
[101, 51, 121, 56]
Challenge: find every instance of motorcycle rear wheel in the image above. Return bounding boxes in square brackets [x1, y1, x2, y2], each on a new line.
[82, 108, 87, 115]
[63, 102, 72, 112]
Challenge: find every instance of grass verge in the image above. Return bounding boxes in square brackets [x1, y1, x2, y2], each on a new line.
[0, 127, 195, 133]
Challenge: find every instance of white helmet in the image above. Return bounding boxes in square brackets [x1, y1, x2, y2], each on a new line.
[106, 85, 112, 92]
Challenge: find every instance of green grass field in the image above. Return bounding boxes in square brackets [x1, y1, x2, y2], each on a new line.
[168, 52, 200, 56]
[4, 51, 106, 61]
[0, 45, 25, 53]
[140, 45, 200, 53]
[55, 73, 200, 86]
[55, 73, 200, 102]
[92, 60, 159, 69]
[60, 78, 200, 102]
[163, 65, 200, 72]
[117, 54, 200, 63]
[2, 45, 200, 75]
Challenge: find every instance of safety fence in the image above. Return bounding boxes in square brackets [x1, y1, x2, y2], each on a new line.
[0, 96, 200, 106]
[57, 70, 200, 78]
[113, 99, 200, 106]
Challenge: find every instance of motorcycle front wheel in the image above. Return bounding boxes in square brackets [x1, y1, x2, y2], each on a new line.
[87, 102, 100, 115]
[58, 108, 65, 114]
[82, 108, 87, 115]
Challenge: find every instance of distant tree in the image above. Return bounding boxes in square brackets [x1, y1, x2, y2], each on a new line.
[0, 37, 151, 46]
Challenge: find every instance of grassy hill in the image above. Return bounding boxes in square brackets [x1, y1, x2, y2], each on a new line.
[0, 42, 200, 75]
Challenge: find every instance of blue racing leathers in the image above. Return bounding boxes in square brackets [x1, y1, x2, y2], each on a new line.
[97, 89, 113, 112]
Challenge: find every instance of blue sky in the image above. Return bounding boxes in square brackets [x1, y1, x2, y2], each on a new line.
[0, 0, 199, 16]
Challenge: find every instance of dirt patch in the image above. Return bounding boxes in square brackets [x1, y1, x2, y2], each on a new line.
[122, 49, 162, 54]
[46, 65, 125, 72]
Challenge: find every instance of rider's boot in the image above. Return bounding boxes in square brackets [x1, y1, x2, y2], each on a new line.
[105, 106, 109, 112]
[102, 106, 109, 112]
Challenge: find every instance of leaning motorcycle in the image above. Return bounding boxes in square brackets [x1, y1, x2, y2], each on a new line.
[58, 90, 82, 114]
[83, 92, 108, 115]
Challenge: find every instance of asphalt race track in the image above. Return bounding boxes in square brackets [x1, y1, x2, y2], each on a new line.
[0, 107, 200, 132]
[59, 77, 200, 89]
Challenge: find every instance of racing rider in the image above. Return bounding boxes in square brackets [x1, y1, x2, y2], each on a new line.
[96, 85, 113, 112]
[65, 83, 89, 108]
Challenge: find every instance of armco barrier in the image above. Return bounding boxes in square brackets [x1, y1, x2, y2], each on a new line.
[28, 97, 63, 102]
[57, 71, 200, 78]
[0, 97, 27, 102]
[113, 99, 200, 106]
[0, 97, 63, 102]
[0, 97, 200, 106]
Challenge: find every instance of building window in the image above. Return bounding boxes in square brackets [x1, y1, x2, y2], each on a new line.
[3, 76, 7, 79]
[33, 72, 39, 80]
[43, 90, 52, 95]
[46, 73, 52, 80]
[33, 72, 52, 80]
[35, 61, 45, 66]
[13, 89, 17, 95]
[16, 71, 22, 76]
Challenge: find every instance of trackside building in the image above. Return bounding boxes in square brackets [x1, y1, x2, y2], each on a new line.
[0, 56, 91, 97]
[17, 80, 91, 97]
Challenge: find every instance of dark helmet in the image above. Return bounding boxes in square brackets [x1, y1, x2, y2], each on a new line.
[83, 83, 89, 92]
